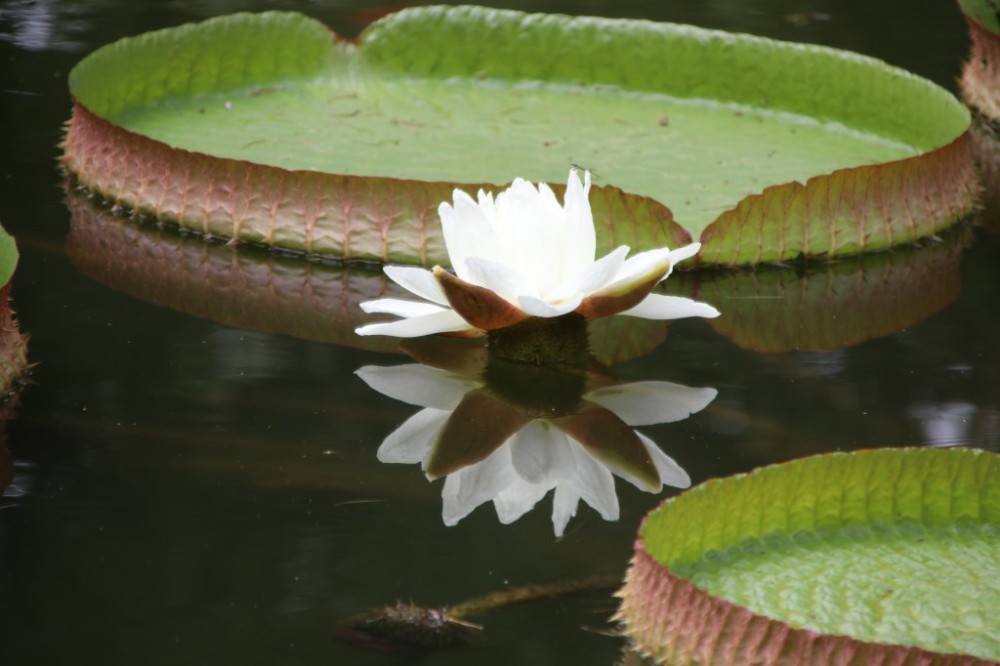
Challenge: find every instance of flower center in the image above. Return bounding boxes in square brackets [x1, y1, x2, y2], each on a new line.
[485, 312, 590, 367]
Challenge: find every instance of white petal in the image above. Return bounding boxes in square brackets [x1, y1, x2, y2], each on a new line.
[548, 245, 629, 302]
[476, 189, 496, 222]
[376, 408, 451, 464]
[566, 443, 619, 521]
[494, 478, 553, 525]
[653, 242, 703, 284]
[518, 292, 584, 318]
[605, 248, 673, 289]
[465, 257, 539, 302]
[442, 444, 517, 525]
[441, 474, 481, 526]
[620, 294, 721, 320]
[536, 181, 564, 221]
[355, 308, 472, 337]
[600, 429, 662, 493]
[360, 298, 447, 318]
[509, 421, 574, 484]
[383, 265, 449, 306]
[562, 169, 596, 276]
[495, 179, 564, 293]
[638, 431, 691, 489]
[439, 190, 497, 281]
[587, 381, 718, 425]
[668, 242, 701, 267]
[355, 364, 475, 409]
[551, 484, 580, 538]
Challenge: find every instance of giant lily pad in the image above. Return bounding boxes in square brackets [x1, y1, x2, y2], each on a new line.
[66, 187, 973, 359]
[64, 188, 669, 361]
[960, 0, 1000, 124]
[617, 447, 1000, 664]
[671, 228, 971, 353]
[959, 0, 1000, 229]
[63, 7, 978, 267]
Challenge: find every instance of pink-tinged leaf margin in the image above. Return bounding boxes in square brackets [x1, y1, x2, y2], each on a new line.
[698, 135, 979, 266]
[61, 103, 689, 267]
[64, 187, 406, 354]
[687, 228, 970, 353]
[616, 448, 1000, 665]
[618, 546, 995, 666]
[960, 7, 1000, 124]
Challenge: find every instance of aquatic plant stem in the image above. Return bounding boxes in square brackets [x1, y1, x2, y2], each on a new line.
[444, 573, 621, 619]
[338, 573, 622, 652]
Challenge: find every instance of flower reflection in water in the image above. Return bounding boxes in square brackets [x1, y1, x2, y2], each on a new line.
[357, 342, 716, 536]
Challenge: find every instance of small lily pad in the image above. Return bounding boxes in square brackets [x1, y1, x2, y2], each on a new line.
[617, 447, 1000, 664]
[63, 7, 979, 267]
[0, 223, 27, 396]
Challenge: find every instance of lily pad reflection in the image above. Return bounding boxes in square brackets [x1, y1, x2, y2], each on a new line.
[357, 342, 715, 536]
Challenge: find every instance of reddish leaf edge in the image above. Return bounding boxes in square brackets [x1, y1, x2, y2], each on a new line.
[615, 448, 1000, 666]
[959, 7, 1000, 232]
[680, 225, 972, 353]
[698, 132, 981, 266]
[60, 102, 691, 267]
[0, 283, 30, 398]
[62, 186, 406, 355]
[62, 95, 979, 269]
[60, 5, 983, 270]
[617, 546, 996, 666]
[960, 13, 1000, 125]
[63, 188, 675, 362]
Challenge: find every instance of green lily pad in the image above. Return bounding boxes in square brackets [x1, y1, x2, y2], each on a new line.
[65, 186, 975, 359]
[63, 7, 978, 267]
[617, 447, 1000, 664]
[959, 0, 1000, 123]
[0, 222, 27, 397]
[0, 223, 17, 292]
[671, 227, 971, 353]
[63, 188, 403, 354]
[63, 187, 664, 361]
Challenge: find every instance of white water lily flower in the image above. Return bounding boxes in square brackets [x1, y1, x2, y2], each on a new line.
[356, 361, 716, 537]
[356, 169, 719, 338]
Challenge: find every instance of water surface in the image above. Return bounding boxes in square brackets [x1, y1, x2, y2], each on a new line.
[0, 1, 997, 664]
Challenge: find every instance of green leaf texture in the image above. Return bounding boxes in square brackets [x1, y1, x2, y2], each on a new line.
[0, 223, 27, 395]
[619, 448, 1000, 664]
[64, 8, 978, 266]
[959, 0, 1000, 123]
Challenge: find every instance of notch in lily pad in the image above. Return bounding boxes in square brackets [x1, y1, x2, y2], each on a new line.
[63, 6, 979, 268]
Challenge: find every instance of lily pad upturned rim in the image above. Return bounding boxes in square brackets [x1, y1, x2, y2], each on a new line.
[62, 7, 978, 267]
[0, 224, 17, 290]
[616, 447, 1000, 665]
[959, 0, 1000, 124]
[63, 186, 674, 363]
[0, 223, 28, 395]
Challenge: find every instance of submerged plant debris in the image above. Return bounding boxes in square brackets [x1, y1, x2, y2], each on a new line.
[337, 574, 621, 653]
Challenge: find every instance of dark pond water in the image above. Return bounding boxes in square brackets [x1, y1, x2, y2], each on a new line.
[1, 1, 998, 664]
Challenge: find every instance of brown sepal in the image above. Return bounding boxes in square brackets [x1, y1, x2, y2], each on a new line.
[575, 264, 669, 320]
[424, 388, 531, 480]
[434, 267, 530, 330]
[551, 401, 660, 492]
